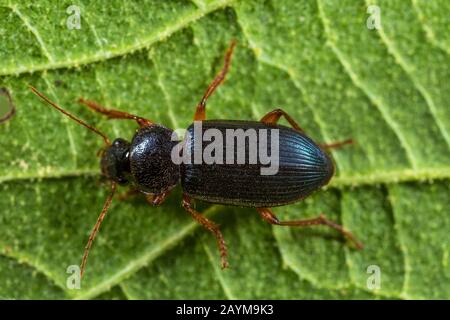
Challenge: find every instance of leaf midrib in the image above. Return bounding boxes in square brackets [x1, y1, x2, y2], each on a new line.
[1, 166, 448, 187]
[0, 0, 235, 77]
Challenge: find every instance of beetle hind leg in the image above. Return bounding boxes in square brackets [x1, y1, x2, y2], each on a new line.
[257, 208, 363, 249]
[182, 194, 229, 268]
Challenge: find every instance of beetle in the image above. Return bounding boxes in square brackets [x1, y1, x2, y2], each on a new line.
[30, 40, 362, 278]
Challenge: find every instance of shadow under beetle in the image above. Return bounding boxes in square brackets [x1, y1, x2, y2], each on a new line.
[30, 40, 363, 278]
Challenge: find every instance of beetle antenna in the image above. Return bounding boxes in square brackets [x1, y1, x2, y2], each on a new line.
[80, 181, 117, 279]
[29, 85, 111, 146]
[0, 88, 16, 123]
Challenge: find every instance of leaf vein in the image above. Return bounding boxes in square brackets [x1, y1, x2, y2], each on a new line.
[368, 0, 450, 148]
[7, 5, 55, 63]
[0, 0, 235, 76]
[410, 0, 450, 55]
[41, 75, 78, 167]
[316, 0, 419, 170]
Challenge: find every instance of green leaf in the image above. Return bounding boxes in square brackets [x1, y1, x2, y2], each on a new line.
[0, 0, 448, 299]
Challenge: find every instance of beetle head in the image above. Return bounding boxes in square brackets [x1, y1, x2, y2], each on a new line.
[101, 138, 131, 185]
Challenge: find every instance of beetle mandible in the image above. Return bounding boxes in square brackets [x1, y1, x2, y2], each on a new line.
[30, 40, 363, 278]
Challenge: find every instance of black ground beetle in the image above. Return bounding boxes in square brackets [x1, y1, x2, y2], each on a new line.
[29, 40, 363, 278]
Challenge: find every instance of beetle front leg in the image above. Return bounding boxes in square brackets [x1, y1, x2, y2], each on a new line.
[78, 98, 153, 127]
[145, 189, 172, 206]
[193, 40, 237, 121]
[182, 194, 229, 268]
[257, 208, 363, 249]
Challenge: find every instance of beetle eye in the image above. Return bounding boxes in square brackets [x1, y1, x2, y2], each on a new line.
[117, 176, 128, 184]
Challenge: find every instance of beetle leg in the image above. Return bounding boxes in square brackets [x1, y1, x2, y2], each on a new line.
[145, 189, 172, 206]
[260, 108, 305, 133]
[78, 98, 153, 127]
[319, 139, 353, 150]
[182, 194, 229, 268]
[260, 109, 353, 149]
[257, 208, 364, 249]
[193, 40, 237, 121]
